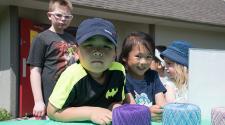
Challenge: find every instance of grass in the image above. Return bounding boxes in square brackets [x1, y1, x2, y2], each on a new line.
[0, 108, 12, 121]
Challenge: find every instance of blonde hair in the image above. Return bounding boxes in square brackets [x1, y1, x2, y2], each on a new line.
[49, 0, 73, 12]
[173, 63, 188, 89]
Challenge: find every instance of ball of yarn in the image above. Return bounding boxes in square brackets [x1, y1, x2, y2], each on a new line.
[211, 107, 225, 125]
[112, 104, 151, 125]
[162, 103, 201, 125]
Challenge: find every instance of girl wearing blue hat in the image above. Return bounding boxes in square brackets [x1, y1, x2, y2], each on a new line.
[161, 40, 192, 103]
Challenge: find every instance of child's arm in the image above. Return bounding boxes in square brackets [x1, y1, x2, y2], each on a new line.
[30, 66, 45, 117]
[155, 92, 166, 106]
[149, 105, 163, 122]
[164, 85, 176, 103]
[47, 102, 112, 125]
[108, 101, 123, 110]
[149, 92, 166, 122]
[124, 93, 136, 104]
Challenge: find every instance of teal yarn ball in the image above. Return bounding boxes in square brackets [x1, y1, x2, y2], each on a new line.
[162, 103, 201, 125]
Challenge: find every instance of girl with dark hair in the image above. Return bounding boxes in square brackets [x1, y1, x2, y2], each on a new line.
[119, 32, 166, 122]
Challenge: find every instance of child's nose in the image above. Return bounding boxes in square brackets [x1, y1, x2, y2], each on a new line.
[139, 58, 147, 64]
[164, 66, 168, 70]
[92, 50, 103, 57]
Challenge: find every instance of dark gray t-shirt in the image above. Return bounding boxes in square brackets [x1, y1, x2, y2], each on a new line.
[27, 29, 76, 104]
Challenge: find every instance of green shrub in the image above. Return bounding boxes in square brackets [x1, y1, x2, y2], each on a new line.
[0, 108, 12, 121]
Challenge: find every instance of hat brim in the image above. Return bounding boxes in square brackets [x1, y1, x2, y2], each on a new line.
[161, 49, 188, 67]
[77, 30, 117, 46]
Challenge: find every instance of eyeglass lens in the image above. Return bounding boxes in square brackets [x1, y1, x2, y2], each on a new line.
[51, 13, 73, 20]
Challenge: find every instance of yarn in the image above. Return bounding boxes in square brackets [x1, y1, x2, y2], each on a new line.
[162, 103, 201, 125]
[112, 104, 151, 125]
[211, 107, 225, 125]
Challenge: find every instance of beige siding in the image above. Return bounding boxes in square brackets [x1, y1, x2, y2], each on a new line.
[155, 25, 225, 49]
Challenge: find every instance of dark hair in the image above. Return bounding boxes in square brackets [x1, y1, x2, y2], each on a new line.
[49, 0, 73, 12]
[156, 45, 167, 53]
[118, 32, 155, 65]
[153, 45, 167, 61]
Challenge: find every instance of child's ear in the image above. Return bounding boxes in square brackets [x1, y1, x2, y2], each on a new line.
[74, 53, 79, 61]
[113, 51, 117, 60]
[72, 44, 79, 61]
[73, 44, 78, 53]
[122, 58, 127, 63]
[158, 64, 162, 69]
[47, 12, 52, 20]
[121, 58, 128, 70]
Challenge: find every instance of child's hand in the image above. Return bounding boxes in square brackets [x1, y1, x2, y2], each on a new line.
[150, 105, 163, 122]
[90, 107, 112, 125]
[33, 101, 46, 117]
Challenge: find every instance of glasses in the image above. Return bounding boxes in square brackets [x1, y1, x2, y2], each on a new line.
[49, 12, 73, 20]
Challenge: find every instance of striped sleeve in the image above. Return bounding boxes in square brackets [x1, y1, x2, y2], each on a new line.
[109, 62, 126, 100]
[49, 63, 87, 109]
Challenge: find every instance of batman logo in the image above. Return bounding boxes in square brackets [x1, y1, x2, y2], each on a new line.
[105, 88, 118, 99]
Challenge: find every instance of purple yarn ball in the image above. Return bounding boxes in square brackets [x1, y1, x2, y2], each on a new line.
[112, 104, 151, 125]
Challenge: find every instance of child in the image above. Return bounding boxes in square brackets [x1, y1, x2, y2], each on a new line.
[161, 40, 192, 103]
[150, 46, 167, 74]
[150, 46, 175, 102]
[47, 18, 125, 125]
[27, 0, 77, 117]
[118, 32, 166, 122]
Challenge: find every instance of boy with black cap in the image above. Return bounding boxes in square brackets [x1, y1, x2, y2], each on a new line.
[47, 18, 125, 125]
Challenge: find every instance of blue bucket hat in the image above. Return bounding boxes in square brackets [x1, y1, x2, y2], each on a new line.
[75, 18, 117, 46]
[161, 41, 192, 67]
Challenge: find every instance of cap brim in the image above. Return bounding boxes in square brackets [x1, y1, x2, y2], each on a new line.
[77, 31, 117, 46]
[161, 49, 188, 67]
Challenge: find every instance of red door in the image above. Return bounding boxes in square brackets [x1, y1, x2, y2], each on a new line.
[19, 18, 44, 117]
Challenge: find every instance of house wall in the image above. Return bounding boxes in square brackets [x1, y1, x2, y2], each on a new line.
[18, 6, 225, 50]
[0, 5, 11, 114]
[0, 6, 19, 117]
[112, 20, 149, 55]
[155, 25, 225, 49]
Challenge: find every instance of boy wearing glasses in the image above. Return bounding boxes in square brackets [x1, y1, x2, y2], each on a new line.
[27, 0, 77, 118]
